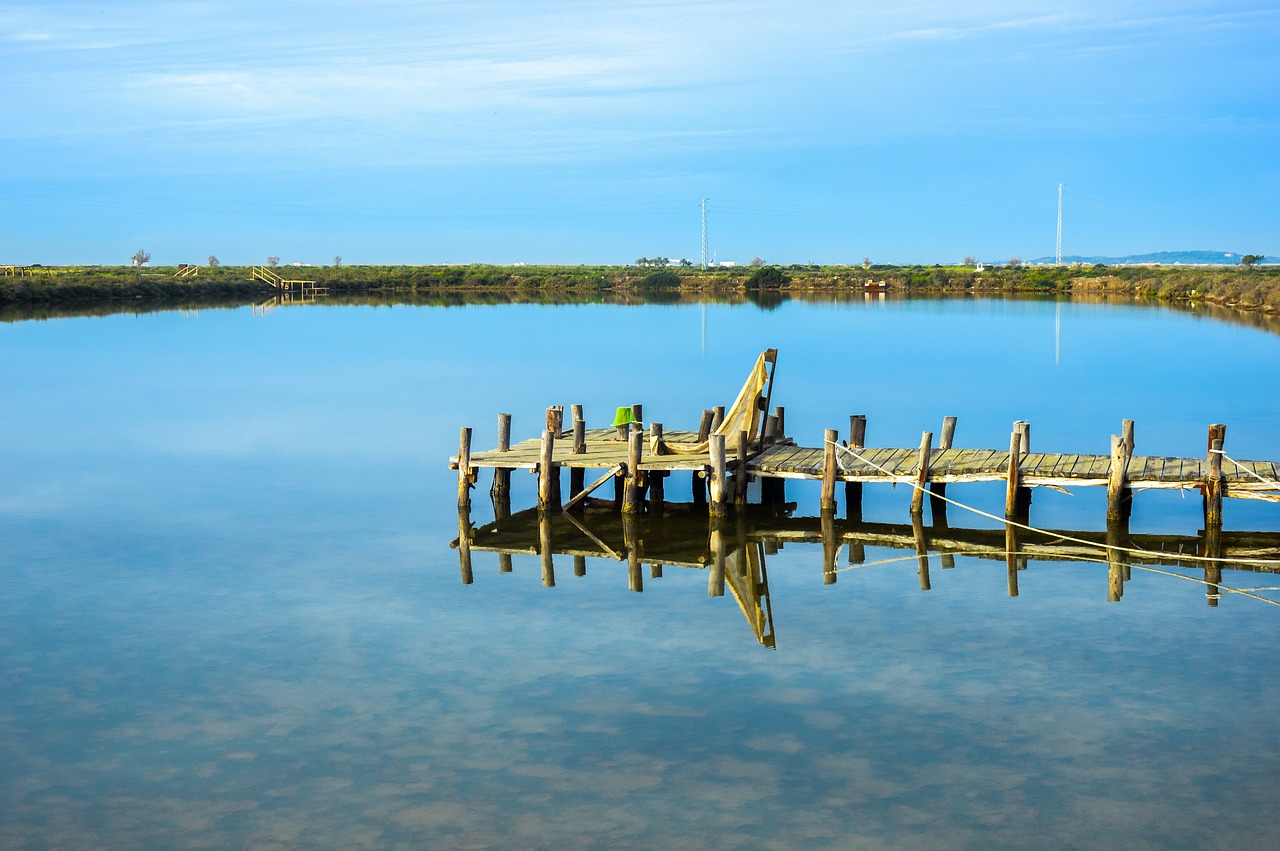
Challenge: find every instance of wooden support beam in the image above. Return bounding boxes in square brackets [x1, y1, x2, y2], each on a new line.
[820, 428, 839, 512]
[457, 426, 473, 509]
[910, 430, 933, 516]
[709, 433, 729, 518]
[622, 429, 644, 515]
[562, 465, 623, 512]
[537, 429, 558, 510]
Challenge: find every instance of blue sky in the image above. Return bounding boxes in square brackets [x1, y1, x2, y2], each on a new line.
[2, 1, 1276, 266]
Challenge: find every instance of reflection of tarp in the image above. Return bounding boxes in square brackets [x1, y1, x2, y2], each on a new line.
[723, 542, 776, 648]
[661, 351, 771, 455]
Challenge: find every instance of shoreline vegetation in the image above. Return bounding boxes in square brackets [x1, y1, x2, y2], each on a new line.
[3, 262, 1279, 326]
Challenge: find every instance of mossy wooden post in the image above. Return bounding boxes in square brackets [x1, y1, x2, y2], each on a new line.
[821, 508, 838, 585]
[457, 508, 473, 585]
[492, 413, 512, 504]
[1005, 523, 1019, 597]
[846, 415, 866, 521]
[457, 426, 473, 509]
[1004, 430, 1022, 518]
[1204, 424, 1226, 529]
[820, 428, 839, 512]
[912, 514, 931, 591]
[930, 416, 957, 521]
[622, 429, 644, 515]
[909, 430, 933, 516]
[1106, 435, 1129, 523]
[539, 509, 555, 588]
[537, 429, 558, 510]
[708, 433, 729, 518]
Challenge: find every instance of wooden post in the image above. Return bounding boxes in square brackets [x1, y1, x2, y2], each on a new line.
[631, 403, 643, 427]
[912, 514, 931, 591]
[820, 428, 838, 512]
[735, 429, 749, 505]
[1205, 435, 1224, 529]
[1013, 420, 1032, 515]
[649, 426, 666, 513]
[573, 554, 586, 577]
[1106, 434, 1128, 523]
[774, 406, 786, 440]
[492, 414, 512, 501]
[709, 433, 729, 518]
[711, 405, 725, 431]
[821, 509, 838, 585]
[697, 409, 714, 442]
[537, 429, 558, 510]
[1120, 418, 1135, 520]
[546, 405, 564, 435]
[499, 552, 512, 574]
[651, 422, 665, 456]
[568, 417, 586, 511]
[1004, 430, 1021, 518]
[1122, 419, 1135, 456]
[846, 415, 866, 521]
[457, 426, 473, 509]
[692, 468, 707, 507]
[763, 414, 779, 445]
[909, 430, 933, 516]
[539, 510, 555, 588]
[930, 416, 956, 520]
[622, 429, 644, 515]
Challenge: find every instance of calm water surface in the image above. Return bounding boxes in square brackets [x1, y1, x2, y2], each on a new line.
[2, 297, 1280, 849]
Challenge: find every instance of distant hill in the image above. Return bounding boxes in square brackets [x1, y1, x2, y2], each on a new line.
[1030, 250, 1249, 266]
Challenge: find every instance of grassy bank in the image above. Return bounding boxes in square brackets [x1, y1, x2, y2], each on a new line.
[3, 262, 1279, 313]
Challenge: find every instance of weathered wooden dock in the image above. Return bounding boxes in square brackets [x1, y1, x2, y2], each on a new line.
[450, 350, 1280, 534]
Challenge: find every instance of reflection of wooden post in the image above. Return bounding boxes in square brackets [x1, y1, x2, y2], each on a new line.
[709, 433, 729, 518]
[930, 416, 956, 522]
[622, 430, 644, 515]
[1204, 524, 1222, 607]
[493, 413, 512, 501]
[910, 430, 933, 516]
[624, 514, 643, 592]
[820, 428, 838, 512]
[457, 427, 473, 509]
[573, 555, 586, 577]
[1106, 519, 1128, 602]
[1005, 523, 1019, 597]
[457, 508, 473, 585]
[538, 429, 558, 510]
[912, 514, 931, 591]
[539, 510, 555, 588]
[1205, 427, 1225, 529]
[1004, 430, 1021, 518]
[821, 509, 838, 584]
[1106, 435, 1126, 523]
[846, 415, 866, 523]
[709, 521, 727, 597]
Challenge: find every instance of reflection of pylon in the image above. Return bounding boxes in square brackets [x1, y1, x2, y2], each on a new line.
[1056, 183, 1064, 265]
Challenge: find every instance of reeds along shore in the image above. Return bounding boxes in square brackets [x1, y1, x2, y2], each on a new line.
[4, 263, 1280, 314]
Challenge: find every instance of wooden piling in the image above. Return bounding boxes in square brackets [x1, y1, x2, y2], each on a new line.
[774, 406, 786, 440]
[1004, 430, 1022, 518]
[820, 428, 839, 512]
[711, 405, 725, 432]
[1013, 420, 1032, 514]
[1106, 435, 1128, 523]
[546, 405, 564, 435]
[697, 409, 714, 441]
[631, 403, 643, 427]
[709, 433, 729, 518]
[537, 429, 557, 510]
[846, 415, 866, 521]
[492, 414, 512, 501]
[735, 429, 749, 505]
[569, 416, 586, 508]
[930, 416, 956, 520]
[457, 427, 473, 509]
[622, 429, 644, 515]
[1206, 435, 1225, 528]
[651, 422, 665, 455]
[909, 430, 933, 516]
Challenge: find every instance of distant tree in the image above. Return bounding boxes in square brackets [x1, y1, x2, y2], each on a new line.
[207, 255, 219, 267]
[750, 257, 766, 268]
[333, 255, 342, 267]
[679, 258, 692, 267]
[963, 255, 978, 266]
[131, 249, 151, 267]
[1241, 254, 1265, 268]
[267, 256, 279, 268]
[639, 270, 680, 289]
[1007, 257, 1023, 268]
[745, 265, 788, 290]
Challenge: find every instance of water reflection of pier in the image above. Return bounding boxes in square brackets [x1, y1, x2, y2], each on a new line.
[453, 501, 1280, 647]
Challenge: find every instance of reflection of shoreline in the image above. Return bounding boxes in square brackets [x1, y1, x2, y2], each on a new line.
[453, 501, 1280, 648]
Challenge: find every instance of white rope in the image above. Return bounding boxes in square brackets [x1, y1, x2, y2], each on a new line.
[1214, 448, 1280, 492]
[827, 440, 1280, 568]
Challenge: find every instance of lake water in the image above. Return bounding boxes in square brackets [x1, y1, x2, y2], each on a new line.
[3, 295, 1280, 849]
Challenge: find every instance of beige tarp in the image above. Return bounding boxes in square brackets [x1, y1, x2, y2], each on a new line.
[659, 352, 770, 455]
